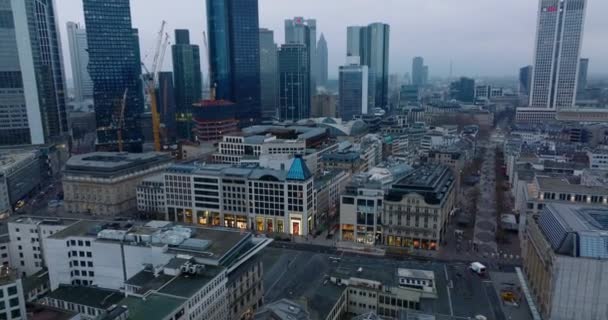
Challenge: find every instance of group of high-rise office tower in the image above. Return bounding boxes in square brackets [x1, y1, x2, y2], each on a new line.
[0, 0, 592, 150]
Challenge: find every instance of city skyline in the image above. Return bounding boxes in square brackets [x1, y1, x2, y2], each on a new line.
[54, 0, 608, 81]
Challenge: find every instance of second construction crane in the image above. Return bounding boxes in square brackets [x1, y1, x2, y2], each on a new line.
[141, 21, 170, 152]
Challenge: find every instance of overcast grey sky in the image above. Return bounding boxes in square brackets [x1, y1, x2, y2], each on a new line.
[55, 0, 608, 79]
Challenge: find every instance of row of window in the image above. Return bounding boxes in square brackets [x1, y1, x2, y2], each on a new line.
[66, 240, 91, 247]
[67, 250, 92, 258]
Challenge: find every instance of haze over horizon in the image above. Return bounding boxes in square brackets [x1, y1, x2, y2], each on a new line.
[55, 0, 608, 80]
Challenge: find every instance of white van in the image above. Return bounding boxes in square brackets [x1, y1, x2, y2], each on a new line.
[469, 262, 486, 275]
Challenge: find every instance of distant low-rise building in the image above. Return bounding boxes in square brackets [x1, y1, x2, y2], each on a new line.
[586, 147, 608, 170]
[327, 265, 437, 318]
[63, 152, 172, 216]
[523, 203, 608, 320]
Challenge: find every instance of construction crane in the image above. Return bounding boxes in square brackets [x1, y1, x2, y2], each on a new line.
[116, 89, 128, 152]
[142, 21, 170, 152]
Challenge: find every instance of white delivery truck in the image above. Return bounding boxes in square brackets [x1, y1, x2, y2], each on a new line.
[469, 262, 486, 275]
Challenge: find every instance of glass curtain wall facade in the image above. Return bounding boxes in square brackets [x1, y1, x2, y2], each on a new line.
[358, 23, 390, 110]
[0, 0, 68, 146]
[259, 28, 278, 120]
[278, 44, 310, 121]
[207, 0, 261, 126]
[172, 29, 201, 141]
[157, 72, 177, 143]
[83, 0, 144, 152]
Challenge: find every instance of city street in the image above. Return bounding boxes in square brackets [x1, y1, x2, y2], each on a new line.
[473, 144, 498, 253]
[262, 246, 530, 320]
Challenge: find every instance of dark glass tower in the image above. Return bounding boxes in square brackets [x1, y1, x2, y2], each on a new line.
[357, 23, 390, 110]
[0, 0, 67, 145]
[172, 29, 201, 141]
[278, 44, 310, 121]
[259, 28, 278, 120]
[157, 72, 177, 143]
[83, 0, 144, 152]
[206, 0, 261, 126]
[519, 65, 533, 97]
[450, 77, 475, 103]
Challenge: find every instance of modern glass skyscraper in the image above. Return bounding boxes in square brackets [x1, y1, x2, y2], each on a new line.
[519, 65, 533, 97]
[529, 0, 586, 109]
[259, 28, 278, 120]
[0, 0, 68, 146]
[157, 72, 177, 143]
[278, 44, 310, 121]
[317, 34, 328, 88]
[172, 29, 201, 140]
[339, 59, 368, 121]
[361, 23, 390, 109]
[450, 77, 475, 103]
[412, 56, 428, 87]
[348, 23, 390, 109]
[346, 26, 362, 58]
[83, 0, 144, 152]
[66, 22, 93, 106]
[577, 58, 589, 96]
[285, 17, 317, 94]
[207, 0, 261, 126]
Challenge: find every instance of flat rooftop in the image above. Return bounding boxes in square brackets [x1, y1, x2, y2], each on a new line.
[120, 293, 186, 320]
[10, 217, 78, 227]
[48, 220, 251, 263]
[158, 265, 224, 298]
[0, 150, 38, 172]
[46, 285, 123, 310]
[395, 165, 450, 189]
[28, 305, 78, 320]
[64, 152, 172, 178]
[536, 176, 608, 195]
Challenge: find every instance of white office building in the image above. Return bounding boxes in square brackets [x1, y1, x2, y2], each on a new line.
[8, 218, 73, 277]
[42, 219, 271, 320]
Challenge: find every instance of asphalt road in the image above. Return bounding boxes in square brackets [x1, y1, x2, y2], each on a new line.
[269, 241, 520, 272]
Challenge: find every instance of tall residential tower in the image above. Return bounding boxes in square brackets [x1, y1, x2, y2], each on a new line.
[83, 0, 144, 152]
[0, 0, 68, 145]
